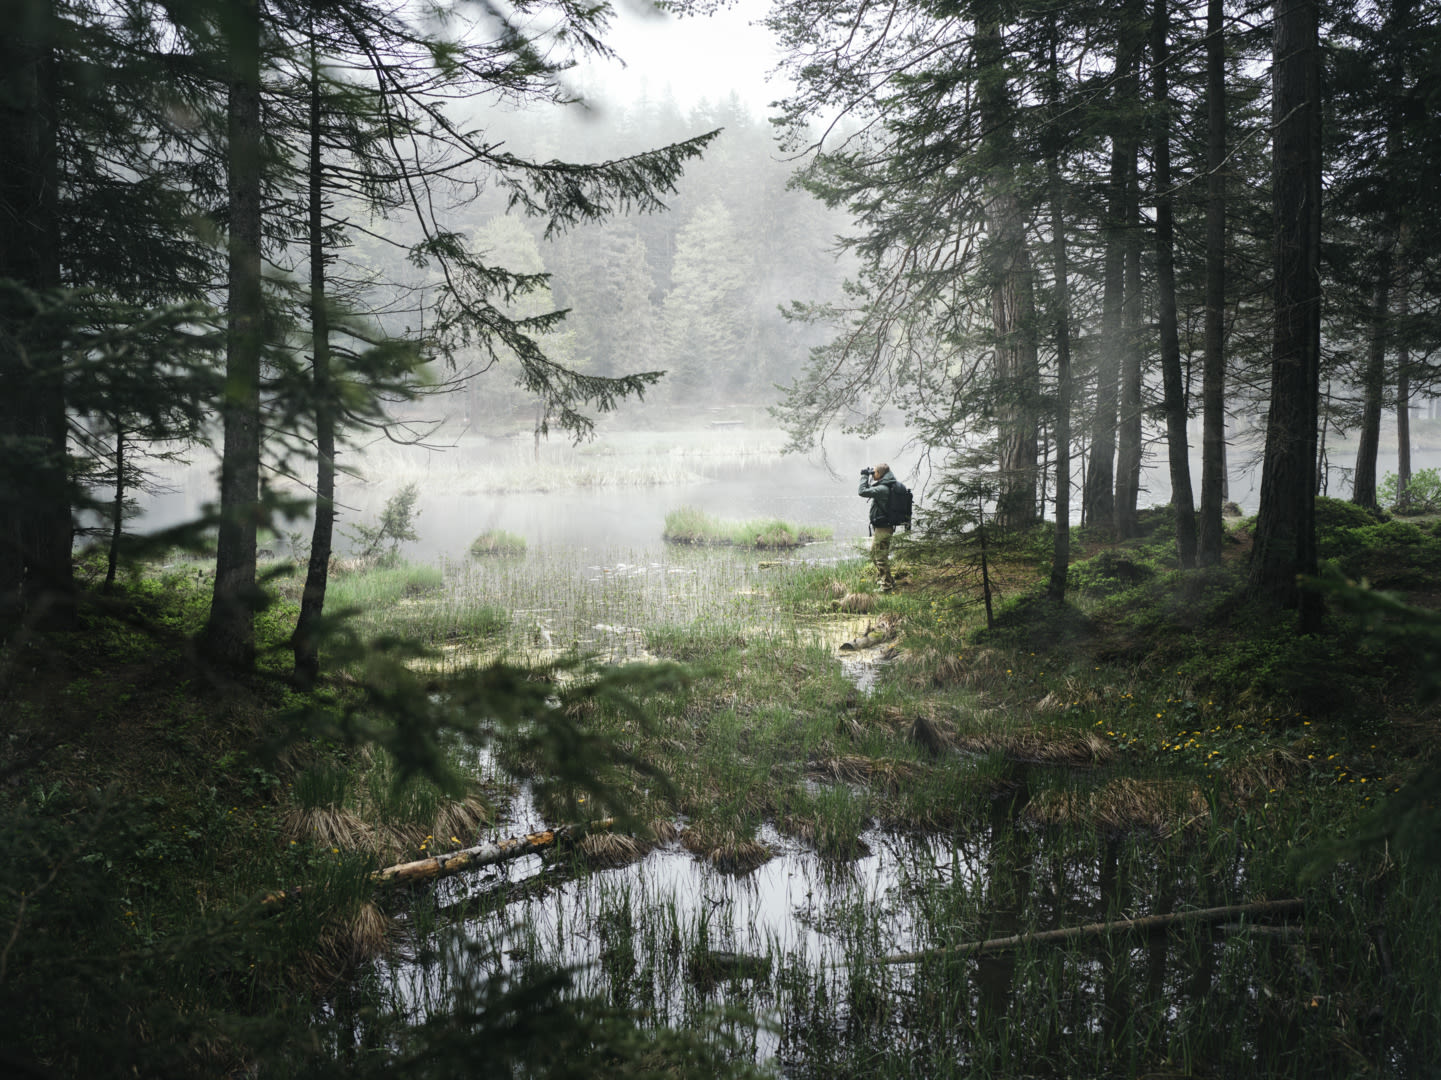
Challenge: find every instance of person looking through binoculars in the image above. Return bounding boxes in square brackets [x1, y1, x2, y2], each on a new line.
[859, 463, 902, 593]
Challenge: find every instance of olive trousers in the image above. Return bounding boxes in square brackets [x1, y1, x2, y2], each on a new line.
[870, 526, 895, 590]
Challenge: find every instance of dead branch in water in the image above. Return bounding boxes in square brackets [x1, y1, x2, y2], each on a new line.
[866, 899, 1306, 966]
[265, 819, 615, 904]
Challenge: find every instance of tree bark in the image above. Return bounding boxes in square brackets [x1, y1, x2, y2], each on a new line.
[1397, 261, 1411, 505]
[1114, 140, 1143, 539]
[1250, 0, 1322, 626]
[1152, 0, 1197, 567]
[293, 35, 334, 687]
[205, 0, 264, 670]
[977, 16, 1040, 531]
[1085, 4, 1144, 533]
[0, 0, 71, 627]
[1046, 18, 1073, 602]
[1352, 245, 1394, 510]
[103, 426, 124, 594]
[1197, 0, 1228, 567]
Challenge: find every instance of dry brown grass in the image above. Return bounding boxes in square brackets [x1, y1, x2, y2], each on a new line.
[578, 831, 651, 868]
[806, 755, 922, 791]
[952, 727, 1114, 766]
[680, 822, 772, 873]
[1025, 777, 1211, 835]
[305, 901, 392, 989]
[283, 804, 373, 852]
[897, 644, 1013, 690]
[648, 818, 681, 844]
[1225, 745, 1309, 800]
[433, 795, 491, 845]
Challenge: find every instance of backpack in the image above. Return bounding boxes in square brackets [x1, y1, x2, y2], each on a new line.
[886, 481, 914, 530]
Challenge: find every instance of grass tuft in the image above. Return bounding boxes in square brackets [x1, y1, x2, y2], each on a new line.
[680, 822, 773, 873]
[662, 505, 833, 549]
[1025, 777, 1211, 835]
[469, 529, 527, 557]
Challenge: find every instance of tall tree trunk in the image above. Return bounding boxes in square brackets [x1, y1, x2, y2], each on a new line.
[293, 36, 334, 687]
[1396, 259, 1411, 506]
[0, 0, 71, 627]
[1197, 0, 1228, 566]
[1044, 176, 1072, 592]
[1351, 245, 1393, 510]
[1046, 18, 1073, 601]
[204, 0, 264, 669]
[1085, 3, 1144, 533]
[104, 426, 124, 594]
[1152, 0, 1197, 567]
[978, 15, 1039, 530]
[1114, 150, 1143, 539]
[1250, 0, 1322, 626]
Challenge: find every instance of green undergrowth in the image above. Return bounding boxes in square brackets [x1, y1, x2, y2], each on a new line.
[662, 505, 834, 548]
[8, 496, 1441, 1077]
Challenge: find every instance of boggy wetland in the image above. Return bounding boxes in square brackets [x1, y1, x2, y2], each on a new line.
[94, 426, 1432, 1076]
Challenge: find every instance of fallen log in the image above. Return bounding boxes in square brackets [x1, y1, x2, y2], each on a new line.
[372, 818, 615, 887]
[838, 624, 896, 651]
[867, 898, 1305, 967]
[264, 819, 614, 905]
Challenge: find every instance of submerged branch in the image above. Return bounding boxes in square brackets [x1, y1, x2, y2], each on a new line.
[868, 899, 1306, 966]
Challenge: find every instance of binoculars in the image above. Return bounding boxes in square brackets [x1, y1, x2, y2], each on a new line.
[861, 467, 873, 478]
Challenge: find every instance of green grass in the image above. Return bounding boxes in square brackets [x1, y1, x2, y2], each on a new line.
[468, 529, 527, 557]
[662, 505, 834, 549]
[327, 560, 443, 609]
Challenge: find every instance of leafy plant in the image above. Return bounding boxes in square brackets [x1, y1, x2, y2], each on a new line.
[1380, 467, 1441, 514]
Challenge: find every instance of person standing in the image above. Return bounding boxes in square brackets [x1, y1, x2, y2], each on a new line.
[859, 462, 899, 592]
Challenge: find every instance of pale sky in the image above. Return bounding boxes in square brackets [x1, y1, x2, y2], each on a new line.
[566, 0, 790, 117]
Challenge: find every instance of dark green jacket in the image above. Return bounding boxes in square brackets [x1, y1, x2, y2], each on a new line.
[859, 471, 897, 528]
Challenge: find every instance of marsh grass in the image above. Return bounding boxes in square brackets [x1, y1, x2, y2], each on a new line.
[663, 506, 834, 549]
[468, 529, 527, 557]
[1025, 776, 1212, 835]
[311, 528, 1436, 1076]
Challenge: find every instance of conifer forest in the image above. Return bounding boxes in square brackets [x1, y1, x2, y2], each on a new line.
[4, 1, 1441, 1077]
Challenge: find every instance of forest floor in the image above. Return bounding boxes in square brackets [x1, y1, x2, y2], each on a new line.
[4, 497, 1440, 1077]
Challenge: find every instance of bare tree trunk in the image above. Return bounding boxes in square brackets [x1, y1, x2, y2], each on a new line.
[1114, 142, 1143, 539]
[1197, 0, 1228, 566]
[293, 34, 334, 687]
[1152, 0, 1197, 567]
[1086, 2, 1143, 533]
[0, 0, 71, 627]
[1046, 18, 1073, 602]
[978, 16, 1039, 530]
[1352, 246, 1394, 510]
[1397, 262, 1411, 506]
[1250, 0, 1322, 627]
[103, 426, 124, 594]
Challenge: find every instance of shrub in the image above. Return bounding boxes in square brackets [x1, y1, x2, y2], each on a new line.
[1380, 468, 1441, 515]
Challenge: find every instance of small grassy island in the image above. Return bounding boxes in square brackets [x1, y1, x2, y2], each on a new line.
[468, 529, 527, 557]
[662, 505, 834, 548]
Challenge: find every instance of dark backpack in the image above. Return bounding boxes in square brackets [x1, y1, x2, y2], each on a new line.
[886, 481, 914, 529]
